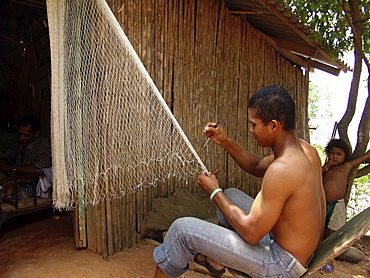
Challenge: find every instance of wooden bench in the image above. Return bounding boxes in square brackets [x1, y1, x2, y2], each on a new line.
[0, 172, 52, 233]
[303, 206, 370, 276]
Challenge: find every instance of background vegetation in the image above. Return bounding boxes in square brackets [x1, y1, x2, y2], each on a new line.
[289, 0, 370, 208]
[308, 83, 369, 220]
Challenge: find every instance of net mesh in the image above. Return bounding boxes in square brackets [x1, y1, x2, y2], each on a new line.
[47, 0, 207, 210]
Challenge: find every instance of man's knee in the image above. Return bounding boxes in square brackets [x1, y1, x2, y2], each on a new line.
[224, 188, 241, 197]
[171, 217, 199, 231]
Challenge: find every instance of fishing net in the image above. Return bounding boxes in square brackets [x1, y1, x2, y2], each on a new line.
[47, 0, 206, 210]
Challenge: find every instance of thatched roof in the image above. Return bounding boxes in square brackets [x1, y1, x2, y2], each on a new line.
[1, 0, 348, 75]
[225, 0, 349, 75]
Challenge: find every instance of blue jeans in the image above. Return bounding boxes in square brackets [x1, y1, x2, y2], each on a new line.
[153, 188, 307, 278]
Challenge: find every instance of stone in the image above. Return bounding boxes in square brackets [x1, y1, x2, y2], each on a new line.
[140, 188, 217, 240]
[335, 246, 365, 263]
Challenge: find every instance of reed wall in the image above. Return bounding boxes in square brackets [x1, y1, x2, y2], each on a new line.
[85, 0, 309, 255]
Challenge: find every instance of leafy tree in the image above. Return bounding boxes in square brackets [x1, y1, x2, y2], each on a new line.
[308, 84, 320, 124]
[308, 83, 333, 144]
[347, 169, 370, 218]
[286, 0, 370, 204]
[308, 84, 368, 218]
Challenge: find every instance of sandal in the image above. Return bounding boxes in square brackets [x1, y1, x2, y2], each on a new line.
[320, 263, 333, 275]
[194, 253, 225, 275]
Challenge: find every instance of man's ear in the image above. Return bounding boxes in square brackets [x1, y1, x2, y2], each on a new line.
[34, 131, 40, 138]
[271, 119, 277, 130]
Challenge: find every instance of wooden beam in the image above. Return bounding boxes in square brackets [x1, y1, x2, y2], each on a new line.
[255, 29, 309, 70]
[0, 33, 20, 45]
[230, 10, 265, 15]
[255, 0, 342, 69]
[271, 36, 318, 57]
[7, 0, 46, 9]
[310, 60, 341, 76]
[256, 31, 341, 75]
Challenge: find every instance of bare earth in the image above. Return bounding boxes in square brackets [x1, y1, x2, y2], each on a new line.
[0, 210, 369, 278]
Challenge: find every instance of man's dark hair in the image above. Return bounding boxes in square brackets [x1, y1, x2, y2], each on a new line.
[325, 138, 351, 162]
[247, 85, 296, 131]
[19, 115, 41, 133]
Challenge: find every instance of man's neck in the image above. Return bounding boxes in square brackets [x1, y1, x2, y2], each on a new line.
[271, 130, 297, 158]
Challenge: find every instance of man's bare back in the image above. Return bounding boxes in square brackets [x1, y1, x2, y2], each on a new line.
[261, 139, 325, 266]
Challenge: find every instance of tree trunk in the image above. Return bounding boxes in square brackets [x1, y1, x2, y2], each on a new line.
[338, 0, 370, 205]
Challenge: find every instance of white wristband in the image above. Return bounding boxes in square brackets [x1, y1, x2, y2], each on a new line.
[210, 188, 223, 200]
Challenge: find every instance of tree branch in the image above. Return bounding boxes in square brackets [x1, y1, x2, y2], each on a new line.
[337, 51, 362, 146]
[356, 164, 370, 178]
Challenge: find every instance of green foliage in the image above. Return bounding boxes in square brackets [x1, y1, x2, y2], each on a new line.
[286, 0, 370, 60]
[347, 175, 370, 219]
[308, 84, 369, 219]
[295, 0, 370, 218]
[308, 83, 333, 143]
[308, 83, 320, 120]
[355, 172, 370, 188]
[313, 143, 326, 164]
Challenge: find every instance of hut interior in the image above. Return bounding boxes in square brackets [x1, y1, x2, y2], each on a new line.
[0, 0, 50, 136]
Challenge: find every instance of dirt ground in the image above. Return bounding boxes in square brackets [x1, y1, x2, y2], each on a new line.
[0, 209, 369, 278]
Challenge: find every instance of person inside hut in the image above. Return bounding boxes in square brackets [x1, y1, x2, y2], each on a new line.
[0, 115, 51, 206]
[153, 85, 326, 278]
[320, 138, 369, 275]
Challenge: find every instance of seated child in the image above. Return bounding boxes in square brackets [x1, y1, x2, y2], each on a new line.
[320, 138, 370, 275]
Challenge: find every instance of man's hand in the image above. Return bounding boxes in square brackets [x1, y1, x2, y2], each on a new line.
[203, 122, 227, 145]
[197, 171, 220, 196]
[0, 159, 11, 172]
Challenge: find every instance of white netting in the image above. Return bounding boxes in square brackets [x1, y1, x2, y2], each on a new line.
[47, 0, 207, 210]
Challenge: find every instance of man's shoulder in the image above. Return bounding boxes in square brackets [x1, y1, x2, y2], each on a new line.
[297, 138, 317, 152]
[35, 136, 50, 143]
[279, 139, 315, 164]
[29, 137, 51, 150]
[268, 156, 306, 176]
[269, 148, 317, 183]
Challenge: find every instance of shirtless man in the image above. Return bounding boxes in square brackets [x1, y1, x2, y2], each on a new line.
[153, 85, 325, 278]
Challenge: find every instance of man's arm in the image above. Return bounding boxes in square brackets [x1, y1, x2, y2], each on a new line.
[0, 159, 13, 173]
[219, 137, 274, 177]
[203, 122, 273, 177]
[0, 138, 51, 175]
[0, 159, 39, 176]
[12, 164, 40, 174]
[198, 161, 290, 244]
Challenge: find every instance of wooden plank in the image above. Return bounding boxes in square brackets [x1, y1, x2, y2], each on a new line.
[304, 207, 370, 276]
[106, 198, 114, 256]
[225, 207, 370, 278]
[111, 198, 120, 252]
[85, 204, 97, 252]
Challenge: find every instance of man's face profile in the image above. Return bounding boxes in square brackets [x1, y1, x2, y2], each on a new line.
[248, 108, 273, 148]
[19, 125, 39, 146]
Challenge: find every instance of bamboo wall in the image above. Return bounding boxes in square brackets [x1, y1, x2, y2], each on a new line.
[86, 0, 309, 255]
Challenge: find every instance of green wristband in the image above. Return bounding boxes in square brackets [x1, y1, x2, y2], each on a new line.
[210, 188, 223, 200]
